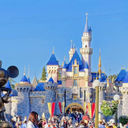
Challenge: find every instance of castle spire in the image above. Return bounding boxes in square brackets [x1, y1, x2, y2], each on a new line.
[52, 47, 54, 54]
[24, 66, 26, 76]
[27, 65, 30, 77]
[98, 49, 102, 77]
[84, 13, 88, 32]
[70, 40, 73, 49]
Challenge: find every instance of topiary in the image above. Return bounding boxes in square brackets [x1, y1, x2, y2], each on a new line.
[101, 100, 118, 116]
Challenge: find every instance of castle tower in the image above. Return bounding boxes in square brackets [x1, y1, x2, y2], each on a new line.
[44, 77, 58, 118]
[80, 13, 93, 80]
[47, 51, 59, 82]
[69, 40, 75, 61]
[14, 73, 32, 119]
[120, 71, 128, 116]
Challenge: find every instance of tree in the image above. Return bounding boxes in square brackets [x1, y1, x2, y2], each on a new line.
[101, 100, 118, 117]
[41, 66, 47, 81]
[9, 78, 15, 89]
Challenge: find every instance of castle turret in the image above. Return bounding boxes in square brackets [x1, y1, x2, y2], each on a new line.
[14, 73, 32, 119]
[44, 77, 58, 118]
[47, 51, 59, 83]
[69, 40, 75, 61]
[120, 71, 128, 116]
[80, 13, 93, 81]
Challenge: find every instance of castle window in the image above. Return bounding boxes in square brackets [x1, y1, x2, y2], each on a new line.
[23, 88, 26, 92]
[74, 80, 77, 86]
[74, 67, 78, 74]
[20, 88, 22, 92]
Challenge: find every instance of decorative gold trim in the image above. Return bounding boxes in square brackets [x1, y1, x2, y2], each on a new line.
[65, 103, 85, 113]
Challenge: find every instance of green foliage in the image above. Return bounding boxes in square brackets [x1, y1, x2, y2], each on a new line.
[119, 116, 128, 126]
[101, 100, 118, 116]
[9, 78, 15, 89]
[41, 66, 47, 81]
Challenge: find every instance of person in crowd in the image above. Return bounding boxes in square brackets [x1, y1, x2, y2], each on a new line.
[26, 111, 39, 128]
[21, 117, 27, 128]
[99, 120, 105, 128]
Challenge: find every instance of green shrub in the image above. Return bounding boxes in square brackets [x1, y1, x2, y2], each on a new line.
[101, 100, 118, 116]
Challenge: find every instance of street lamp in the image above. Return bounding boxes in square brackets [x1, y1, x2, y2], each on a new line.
[113, 94, 120, 126]
[93, 79, 100, 128]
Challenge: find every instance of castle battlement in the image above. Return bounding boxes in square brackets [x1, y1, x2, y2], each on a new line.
[30, 91, 46, 97]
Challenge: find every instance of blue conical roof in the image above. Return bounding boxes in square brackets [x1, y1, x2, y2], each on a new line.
[99, 73, 107, 82]
[122, 71, 128, 83]
[5, 81, 12, 90]
[10, 90, 18, 97]
[67, 51, 82, 71]
[28, 77, 31, 84]
[63, 60, 68, 69]
[47, 53, 59, 65]
[115, 69, 126, 82]
[66, 51, 88, 71]
[20, 74, 28, 82]
[48, 77, 54, 83]
[84, 13, 92, 33]
[34, 83, 45, 91]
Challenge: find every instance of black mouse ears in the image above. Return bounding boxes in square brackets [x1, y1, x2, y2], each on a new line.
[7, 66, 19, 78]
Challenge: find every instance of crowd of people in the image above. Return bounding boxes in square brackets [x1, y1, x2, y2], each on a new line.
[9, 111, 128, 128]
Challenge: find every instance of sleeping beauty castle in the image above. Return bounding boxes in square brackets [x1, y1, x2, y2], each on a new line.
[4, 14, 128, 121]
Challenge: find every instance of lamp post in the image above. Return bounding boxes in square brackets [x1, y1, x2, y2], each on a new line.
[113, 94, 120, 126]
[93, 80, 100, 128]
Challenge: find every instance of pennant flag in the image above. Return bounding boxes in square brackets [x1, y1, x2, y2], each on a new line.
[58, 102, 62, 113]
[88, 103, 92, 118]
[91, 103, 95, 118]
[48, 103, 52, 116]
[83, 102, 86, 113]
[51, 102, 55, 117]
[62, 102, 65, 113]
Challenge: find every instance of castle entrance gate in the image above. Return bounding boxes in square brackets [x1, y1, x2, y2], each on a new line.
[65, 103, 85, 114]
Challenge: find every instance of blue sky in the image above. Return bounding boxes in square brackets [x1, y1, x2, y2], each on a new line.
[0, 0, 127, 83]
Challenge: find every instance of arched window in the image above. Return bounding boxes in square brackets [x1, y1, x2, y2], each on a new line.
[23, 88, 26, 92]
[20, 88, 22, 92]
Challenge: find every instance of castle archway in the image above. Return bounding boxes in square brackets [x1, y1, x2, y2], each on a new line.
[65, 103, 85, 114]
